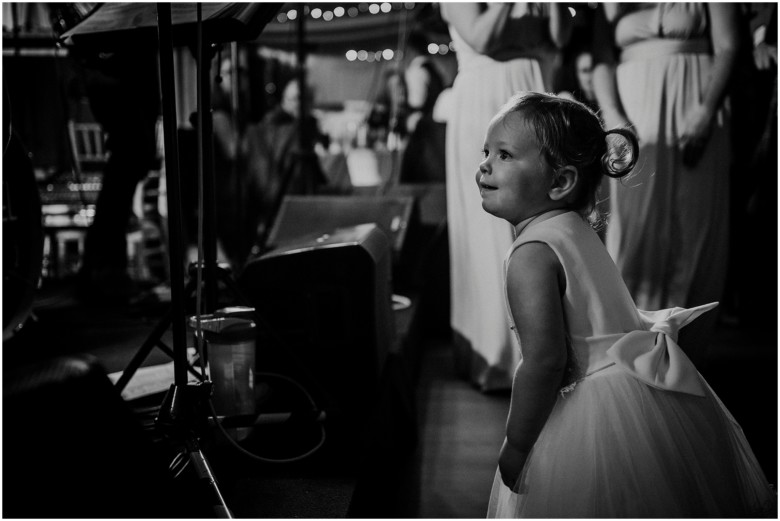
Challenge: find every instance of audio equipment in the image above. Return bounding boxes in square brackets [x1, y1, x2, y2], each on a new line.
[266, 194, 414, 259]
[239, 223, 394, 436]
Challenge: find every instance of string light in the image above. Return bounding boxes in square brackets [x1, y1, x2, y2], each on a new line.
[272, 3, 418, 23]
[345, 48, 400, 62]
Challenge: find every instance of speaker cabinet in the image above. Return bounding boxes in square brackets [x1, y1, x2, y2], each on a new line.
[267, 194, 414, 258]
[239, 223, 395, 431]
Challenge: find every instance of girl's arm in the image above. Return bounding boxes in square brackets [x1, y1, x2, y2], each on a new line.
[548, 3, 573, 49]
[440, 3, 512, 54]
[679, 3, 740, 166]
[499, 242, 568, 491]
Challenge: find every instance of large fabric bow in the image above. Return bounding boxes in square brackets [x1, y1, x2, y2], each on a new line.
[605, 302, 718, 397]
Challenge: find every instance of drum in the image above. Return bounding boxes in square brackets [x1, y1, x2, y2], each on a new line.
[3, 132, 43, 340]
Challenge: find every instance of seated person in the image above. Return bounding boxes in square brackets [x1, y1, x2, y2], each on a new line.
[400, 57, 447, 183]
[367, 69, 409, 149]
[241, 78, 329, 245]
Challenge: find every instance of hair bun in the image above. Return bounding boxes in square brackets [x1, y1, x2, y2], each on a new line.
[602, 128, 639, 179]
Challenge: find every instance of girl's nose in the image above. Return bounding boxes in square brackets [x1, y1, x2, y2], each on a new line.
[479, 157, 490, 174]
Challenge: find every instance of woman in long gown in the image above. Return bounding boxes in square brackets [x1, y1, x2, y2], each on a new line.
[593, 3, 738, 312]
[442, 3, 571, 390]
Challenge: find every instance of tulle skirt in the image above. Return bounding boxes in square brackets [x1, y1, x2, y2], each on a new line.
[487, 366, 776, 518]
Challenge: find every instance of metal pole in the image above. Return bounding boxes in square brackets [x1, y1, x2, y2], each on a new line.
[197, 3, 218, 312]
[155, 2, 188, 386]
[296, 4, 312, 192]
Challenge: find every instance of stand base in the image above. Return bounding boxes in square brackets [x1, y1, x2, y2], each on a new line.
[156, 382, 233, 518]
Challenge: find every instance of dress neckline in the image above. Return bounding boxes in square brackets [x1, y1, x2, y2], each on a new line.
[514, 208, 572, 238]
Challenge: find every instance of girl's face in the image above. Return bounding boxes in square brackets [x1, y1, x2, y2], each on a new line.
[477, 112, 555, 226]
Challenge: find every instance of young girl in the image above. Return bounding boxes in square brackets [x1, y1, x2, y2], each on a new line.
[480, 92, 776, 517]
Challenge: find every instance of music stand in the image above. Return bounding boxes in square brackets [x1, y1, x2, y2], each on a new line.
[61, 3, 282, 517]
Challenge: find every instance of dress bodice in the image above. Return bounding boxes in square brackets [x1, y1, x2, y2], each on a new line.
[505, 211, 716, 395]
[504, 212, 641, 377]
[449, 3, 554, 72]
[614, 3, 709, 48]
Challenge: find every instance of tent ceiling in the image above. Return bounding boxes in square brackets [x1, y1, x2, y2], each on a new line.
[254, 3, 449, 55]
[56, 3, 448, 56]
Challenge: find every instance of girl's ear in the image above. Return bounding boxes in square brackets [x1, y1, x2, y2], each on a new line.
[549, 166, 578, 201]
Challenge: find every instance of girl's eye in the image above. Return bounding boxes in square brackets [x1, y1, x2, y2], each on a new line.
[481, 148, 489, 159]
[499, 151, 511, 160]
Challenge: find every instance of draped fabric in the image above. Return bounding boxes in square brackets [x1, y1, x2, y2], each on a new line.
[445, 17, 551, 391]
[605, 4, 731, 311]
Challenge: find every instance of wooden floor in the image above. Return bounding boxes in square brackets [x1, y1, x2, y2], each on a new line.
[412, 338, 509, 518]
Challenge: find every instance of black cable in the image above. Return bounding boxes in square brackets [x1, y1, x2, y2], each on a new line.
[209, 371, 326, 464]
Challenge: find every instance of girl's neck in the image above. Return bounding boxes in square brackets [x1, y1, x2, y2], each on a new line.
[514, 208, 569, 237]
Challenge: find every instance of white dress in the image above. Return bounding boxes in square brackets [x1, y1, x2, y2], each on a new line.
[487, 212, 775, 517]
[446, 5, 556, 391]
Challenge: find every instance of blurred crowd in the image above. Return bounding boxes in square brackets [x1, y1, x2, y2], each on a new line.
[64, 3, 775, 357]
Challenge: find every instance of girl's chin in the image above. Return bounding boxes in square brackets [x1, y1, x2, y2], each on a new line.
[481, 203, 505, 221]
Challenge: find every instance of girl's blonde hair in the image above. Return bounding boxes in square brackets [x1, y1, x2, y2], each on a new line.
[497, 92, 639, 224]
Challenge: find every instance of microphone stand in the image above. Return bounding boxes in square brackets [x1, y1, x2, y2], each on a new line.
[154, 4, 230, 517]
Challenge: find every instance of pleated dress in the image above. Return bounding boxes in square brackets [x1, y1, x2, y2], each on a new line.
[487, 212, 775, 518]
[605, 3, 731, 311]
[446, 5, 558, 391]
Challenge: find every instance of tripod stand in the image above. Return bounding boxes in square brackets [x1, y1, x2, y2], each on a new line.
[152, 5, 232, 517]
[62, 3, 284, 518]
[113, 261, 250, 394]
